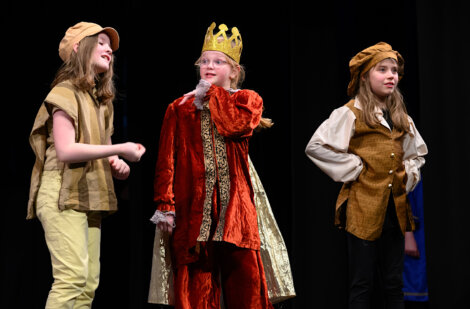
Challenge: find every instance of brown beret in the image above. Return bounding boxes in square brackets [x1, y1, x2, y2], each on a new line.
[58, 21, 119, 62]
[347, 42, 404, 97]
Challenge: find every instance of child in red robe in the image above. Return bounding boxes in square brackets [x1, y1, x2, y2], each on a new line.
[150, 22, 273, 309]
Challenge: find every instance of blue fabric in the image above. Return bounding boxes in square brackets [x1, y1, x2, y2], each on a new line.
[403, 179, 429, 301]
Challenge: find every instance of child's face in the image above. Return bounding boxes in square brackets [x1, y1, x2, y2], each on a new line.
[367, 58, 399, 101]
[92, 33, 113, 74]
[199, 51, 236, 89]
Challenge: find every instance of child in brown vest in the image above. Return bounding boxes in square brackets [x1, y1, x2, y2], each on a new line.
[305, 42, 428, 309]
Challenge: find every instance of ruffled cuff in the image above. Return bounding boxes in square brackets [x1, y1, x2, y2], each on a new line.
[404, 160, 421, 193]
[193, 79, 212, 110]
[150, 209, 176, 227]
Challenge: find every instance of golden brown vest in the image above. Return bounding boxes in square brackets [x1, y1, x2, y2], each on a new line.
[335, 100, 414, 240]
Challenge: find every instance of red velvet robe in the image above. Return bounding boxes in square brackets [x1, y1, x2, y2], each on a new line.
[154, 85, 263, 267]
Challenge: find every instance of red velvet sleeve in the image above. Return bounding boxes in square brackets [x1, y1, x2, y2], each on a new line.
[153, 102, 178, 212]
[208, 86, 263, 138]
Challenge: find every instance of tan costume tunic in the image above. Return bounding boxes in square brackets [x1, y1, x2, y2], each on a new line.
[27, 80, 117, 219]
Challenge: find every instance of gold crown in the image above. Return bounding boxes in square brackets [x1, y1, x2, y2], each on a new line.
[201, 22, 243, 63]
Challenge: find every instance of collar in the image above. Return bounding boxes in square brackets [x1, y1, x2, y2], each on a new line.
[354, 97, 391, 131]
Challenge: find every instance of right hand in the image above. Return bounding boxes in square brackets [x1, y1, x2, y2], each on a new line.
[157, 215, 174, 234]
[120, 142, 146, 162]
[179, 90, 196, 105]
[179, 79, 211, 106]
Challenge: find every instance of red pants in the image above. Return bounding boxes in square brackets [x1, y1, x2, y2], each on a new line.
[174, 241, 273, 309]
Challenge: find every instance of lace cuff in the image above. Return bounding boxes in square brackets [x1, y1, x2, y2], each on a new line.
[193, 79, 212, 110]
[150, 209, 176, 227]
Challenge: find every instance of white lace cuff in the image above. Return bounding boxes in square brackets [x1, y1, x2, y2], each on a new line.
[150, 210, 176, 227]
[193, 79, 212, 110]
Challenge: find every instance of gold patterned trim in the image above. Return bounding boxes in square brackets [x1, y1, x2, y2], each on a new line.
[198, 106, 215, 241]
[212, 123, 230, 241]
[197, 103, 231, 242]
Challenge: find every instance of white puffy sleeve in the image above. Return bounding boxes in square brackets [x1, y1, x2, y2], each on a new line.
[305, 106, 363, 182]
[403, 116, 428, 192]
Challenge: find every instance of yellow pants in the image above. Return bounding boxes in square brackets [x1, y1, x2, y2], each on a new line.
[36, 171, 101, 309]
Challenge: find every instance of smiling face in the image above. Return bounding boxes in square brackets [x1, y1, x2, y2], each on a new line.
[199, 51, 238, 89]
[91, 33, 113, 74]
[366, 58, 399, 101]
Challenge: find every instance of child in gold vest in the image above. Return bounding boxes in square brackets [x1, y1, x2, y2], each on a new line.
[305, 42, 428, 309]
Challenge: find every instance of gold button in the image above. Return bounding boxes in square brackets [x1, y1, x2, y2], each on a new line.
[390, 153, 395, 158]
[388, 183, 392, 188]
[389, 170, 393, 174]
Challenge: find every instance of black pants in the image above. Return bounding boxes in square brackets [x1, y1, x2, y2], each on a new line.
[347, 199, 405, 309]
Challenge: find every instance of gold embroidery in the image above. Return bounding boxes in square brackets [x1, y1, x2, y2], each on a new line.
[197, 103, 231, 242]
[198, 106, 215, 241]
[212, 123, 230, 241]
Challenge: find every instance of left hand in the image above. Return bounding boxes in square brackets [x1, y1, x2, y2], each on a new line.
[109, 157, 130, 180]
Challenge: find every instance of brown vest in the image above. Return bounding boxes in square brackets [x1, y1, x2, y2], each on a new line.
[335, 100, 414, 240]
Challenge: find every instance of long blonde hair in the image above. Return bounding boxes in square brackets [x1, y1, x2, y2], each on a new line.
[357, 74, 409, 132]
[51, 34, 116, 105]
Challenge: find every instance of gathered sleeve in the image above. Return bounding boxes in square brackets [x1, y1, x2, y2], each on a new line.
[403, 117, 428, 192]
[153, 102, 178, 213]
[208, 86, 263, 138]
[305, 106, 363, 182]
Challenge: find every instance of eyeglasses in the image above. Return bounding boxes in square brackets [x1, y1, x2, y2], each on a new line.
[199, 58, 228, 68]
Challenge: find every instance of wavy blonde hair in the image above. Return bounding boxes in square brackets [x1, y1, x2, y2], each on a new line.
[51, 34, 116, 105]
[357, 71, 409, 132]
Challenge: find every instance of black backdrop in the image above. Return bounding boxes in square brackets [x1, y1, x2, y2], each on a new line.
[2, 1, 469, 308]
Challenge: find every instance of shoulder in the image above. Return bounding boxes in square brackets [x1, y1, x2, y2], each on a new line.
[232, 88, 262, 99]
[47, 81, 77, 98]
[329, 102, 356, 121]
[344, 99, 355, 108]
[406, 114, 416, 124]
[44, 81, 82, 118]
[341, 99, 361, 118]
[229, 89, 263, 110]
[406, 115, 419, 137]
[45, 80, 86, 106]
[234, 88, 259, 95]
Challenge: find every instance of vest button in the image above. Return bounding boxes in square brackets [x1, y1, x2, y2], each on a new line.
[390, 153, 395, 158]
[388, 183, 392, 188]
[389, 170, 393, 174]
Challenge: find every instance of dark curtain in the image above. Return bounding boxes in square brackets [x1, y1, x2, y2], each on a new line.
[1, 1, 468, 308]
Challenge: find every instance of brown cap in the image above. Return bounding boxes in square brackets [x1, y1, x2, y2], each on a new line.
[58, 21, 119, 62]
[347, 42, 404, 97]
